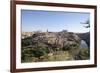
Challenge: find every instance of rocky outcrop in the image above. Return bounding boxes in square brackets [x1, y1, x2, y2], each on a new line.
[77, 32, 90, 48]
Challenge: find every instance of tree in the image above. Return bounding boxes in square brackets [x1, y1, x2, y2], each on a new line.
[81, 19, 90, 28]
[22, 37, 32, 47]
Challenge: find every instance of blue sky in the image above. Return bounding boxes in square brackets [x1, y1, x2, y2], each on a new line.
[21, 10, 90, 33]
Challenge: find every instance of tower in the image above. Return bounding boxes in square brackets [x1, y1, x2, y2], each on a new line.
[47, 29, 48, 32]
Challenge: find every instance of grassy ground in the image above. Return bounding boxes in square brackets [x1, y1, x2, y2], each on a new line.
[21, 50, 74, 63]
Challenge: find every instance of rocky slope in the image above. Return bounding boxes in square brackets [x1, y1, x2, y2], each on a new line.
[21, 31, 90, 62]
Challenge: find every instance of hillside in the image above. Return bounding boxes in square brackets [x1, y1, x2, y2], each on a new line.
[21, 31, 90, 63]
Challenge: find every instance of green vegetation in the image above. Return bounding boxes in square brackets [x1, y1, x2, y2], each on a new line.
[21, 48, 74, 62]
[75, 48, 90, 60]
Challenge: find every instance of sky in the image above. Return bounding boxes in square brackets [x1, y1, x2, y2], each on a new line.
[21, 9, 90, 33]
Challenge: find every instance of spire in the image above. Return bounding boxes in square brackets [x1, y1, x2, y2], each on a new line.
[47, 29, 48, 32]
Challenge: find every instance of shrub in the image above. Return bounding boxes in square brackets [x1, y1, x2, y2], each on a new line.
[75, 48, 90, 60]
[22, 37, 33, 47]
